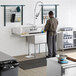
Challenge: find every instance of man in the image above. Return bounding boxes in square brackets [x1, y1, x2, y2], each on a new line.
[44, 11, 58, 58]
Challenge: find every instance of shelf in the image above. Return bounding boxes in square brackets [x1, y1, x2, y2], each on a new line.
[61, 30, 73, 32]
[43, 8, 55, 11]
[57, 28, 76, 50]
[63, 47, 76, 49]
[63, 45, 75, 49]
[73, 38, 76, 39]
[0, 5, 25, 26]
[10, 11, 21, 13]
[73, 46, 76, 48]
[1, 5, 25, 7]
[41, 4, 59, 24]
[63, 38, 73, 39]
[40, 4, 59, 6]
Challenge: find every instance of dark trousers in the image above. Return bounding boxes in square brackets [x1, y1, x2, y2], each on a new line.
[47, 32, 56, 57]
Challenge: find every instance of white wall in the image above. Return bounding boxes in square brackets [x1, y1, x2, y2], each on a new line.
[0, 0, 76, 56]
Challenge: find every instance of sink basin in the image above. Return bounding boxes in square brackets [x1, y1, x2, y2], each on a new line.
[12, 26, 44, 36]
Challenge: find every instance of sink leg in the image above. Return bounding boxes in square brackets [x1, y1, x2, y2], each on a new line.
[25, 43, 34, 58]
[45, 43, 47, 56]
[34, 44, 36, 58]
[25, 37, 34, 58]
[39, 44, 40, 54]
[28, 42, 29, 55]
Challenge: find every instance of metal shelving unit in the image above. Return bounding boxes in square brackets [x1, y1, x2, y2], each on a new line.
[57, 27, 74, 50]
[0, 5, 25, 26]
[40, 4, 59, 24]
[73, 31, 76, 47]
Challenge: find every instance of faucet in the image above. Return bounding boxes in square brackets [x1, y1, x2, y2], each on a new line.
[27, 1, 43, 31]
[30, 26, 37, 31]
[27, 23, 37, 31]
[34, 1, 43, 27]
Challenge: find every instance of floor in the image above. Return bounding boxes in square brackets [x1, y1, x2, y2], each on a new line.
[15, 49, 76, 76]
[15, 53, 46, 76]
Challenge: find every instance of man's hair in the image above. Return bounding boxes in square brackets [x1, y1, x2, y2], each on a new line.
[48, 11, 53, 15]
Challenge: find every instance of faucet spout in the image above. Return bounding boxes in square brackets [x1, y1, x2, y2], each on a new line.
[34, 1, 43, 26]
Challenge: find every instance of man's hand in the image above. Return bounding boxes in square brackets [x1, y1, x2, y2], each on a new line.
[41, 30, 46, 33]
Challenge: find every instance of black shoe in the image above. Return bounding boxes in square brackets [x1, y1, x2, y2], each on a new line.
[52, 55, 56, 57]
[52, 54, 56, 57]
[46, 55, 51, 58]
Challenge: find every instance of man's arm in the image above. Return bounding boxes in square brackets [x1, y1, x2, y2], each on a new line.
[44, 20, 50, 31]
[57, 20, 58, 25]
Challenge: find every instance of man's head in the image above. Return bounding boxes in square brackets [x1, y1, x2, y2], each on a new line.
[48, 11, 54, 18]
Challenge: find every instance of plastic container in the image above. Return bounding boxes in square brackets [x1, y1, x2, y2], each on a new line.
[0, 60, 19, 76]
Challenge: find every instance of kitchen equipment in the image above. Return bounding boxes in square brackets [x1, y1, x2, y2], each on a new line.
[16, 6, 20, 12]
[47, 57, 76, 76]
[58, 55, 68, 64]
[11, 14, 15, 22]
[0, 51, 19, 76]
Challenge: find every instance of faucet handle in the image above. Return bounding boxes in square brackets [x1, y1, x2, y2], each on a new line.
[30, 26, 37, 31]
